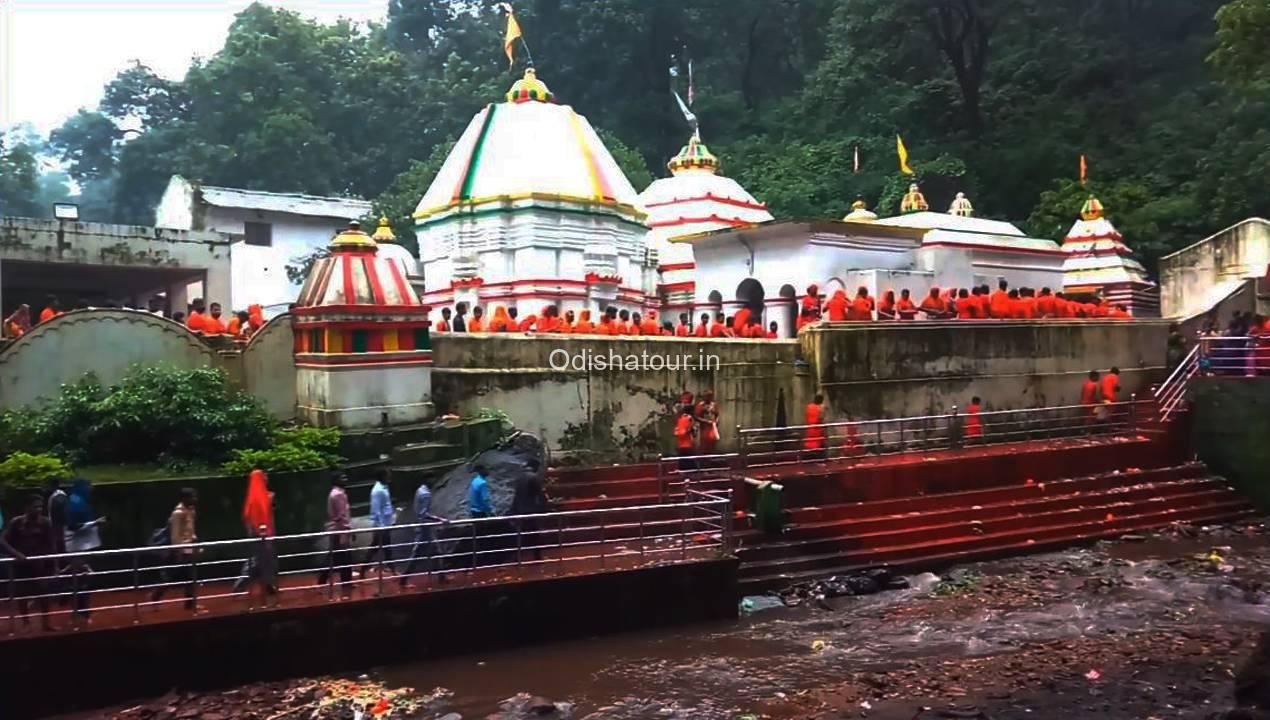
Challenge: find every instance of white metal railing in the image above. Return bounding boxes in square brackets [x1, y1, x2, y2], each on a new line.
[654, 398, 1158, 494]
[0, 492, 732, 637]
[1155, 336, 1269, 421]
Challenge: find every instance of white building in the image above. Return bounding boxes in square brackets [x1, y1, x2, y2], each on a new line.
[155, 175, 373, 314]
[638, 136, 773, 321]
[413, 68, 654, 322]
[685, 186, 1067, 337]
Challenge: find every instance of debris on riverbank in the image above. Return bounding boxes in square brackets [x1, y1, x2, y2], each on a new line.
[99, 677, 450, 720]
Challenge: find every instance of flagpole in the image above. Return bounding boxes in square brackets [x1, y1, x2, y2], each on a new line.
[519, 35, 535, 68]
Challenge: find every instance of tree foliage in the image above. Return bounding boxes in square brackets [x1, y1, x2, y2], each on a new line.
[29, 0, 1270, 275]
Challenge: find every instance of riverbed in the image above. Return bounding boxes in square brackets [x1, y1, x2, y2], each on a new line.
[63, 521, 1270, 720]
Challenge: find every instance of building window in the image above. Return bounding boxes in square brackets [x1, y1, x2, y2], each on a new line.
[244, 221, 273, 247]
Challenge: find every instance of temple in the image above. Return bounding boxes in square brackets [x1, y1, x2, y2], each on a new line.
[414, 68, 653, 323]
[1061, 195, 1160, 315]
[687, 184, 1066, 335]
[292, 221, 433, 428]
[638, 137, 773, 320]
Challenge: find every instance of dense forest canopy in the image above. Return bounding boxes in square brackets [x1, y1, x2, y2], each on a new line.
[2, 0, 1269, 274]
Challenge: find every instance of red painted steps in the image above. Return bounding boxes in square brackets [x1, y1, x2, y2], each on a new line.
[739, 469, 1252, 591]
[738, 480, 1240, 565]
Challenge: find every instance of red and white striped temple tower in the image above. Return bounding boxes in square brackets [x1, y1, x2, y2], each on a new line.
[1061, 195, 1160, 316]
[292, 221, 433, 428]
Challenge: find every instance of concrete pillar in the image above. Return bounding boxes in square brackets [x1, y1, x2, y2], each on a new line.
[204, 262, 233, 313]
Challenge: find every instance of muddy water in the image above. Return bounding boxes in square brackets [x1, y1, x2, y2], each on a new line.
[377, 534, 1270, 719]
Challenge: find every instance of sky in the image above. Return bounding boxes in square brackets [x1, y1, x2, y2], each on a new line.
[0, 0, 388, 135]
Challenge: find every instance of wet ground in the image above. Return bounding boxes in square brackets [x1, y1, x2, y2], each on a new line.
[63, 520, 1270, 720]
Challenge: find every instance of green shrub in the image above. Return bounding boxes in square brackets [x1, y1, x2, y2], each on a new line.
[274, 426, 341, 454]
[0, 452, 72, 490]
[85, 366, 275, 466]
[221, 443, 341, 476]
[0, 409, 46, 457]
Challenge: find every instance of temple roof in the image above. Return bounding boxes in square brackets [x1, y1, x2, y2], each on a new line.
[1061, 196, 1154, 289]
[414, 69, 641, 225]
[639, 137, 772, 241]
[874, 211, 1026, 237]
[295, 222, 423, 308]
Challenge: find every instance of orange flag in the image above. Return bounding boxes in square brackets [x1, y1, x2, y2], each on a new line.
[500, 4, 523, 68]
[1079, 154, 1088, 186]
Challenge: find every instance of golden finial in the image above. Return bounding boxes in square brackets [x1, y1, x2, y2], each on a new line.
[371, 216, 396, 243]
[948, 192, 974, 217]
[1080, 195, 1104, 221]
[328, 220, 378, 253]
[900, 183, 928, 214]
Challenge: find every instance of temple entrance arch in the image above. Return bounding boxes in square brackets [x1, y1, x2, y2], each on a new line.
[736, 278, 765, 322]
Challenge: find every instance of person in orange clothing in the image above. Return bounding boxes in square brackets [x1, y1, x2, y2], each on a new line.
[202, 302, 228, 334]
[850, 287, 874, 321]
[38, 296, 62, 324]
[721, 316, 738, 338]
[896, 289, 918, 320]
[675, 313, 691, 337]
[227, 310, 247, 337]
[709, 312, 727, 338]
[1004, 290, 1024, 319]
[594, 307, 615, 335]
[1018, 288, 1037, 318]
[694, 312, 710, 337]
[3, 303, 31, 339]
[823, 289, 849, 321]
[797, 284, 822, 330]
[1109, 304, 1131, 319]
[515, 307, 536, 332]
[561, 310, 576, 333]
[919, 288, 948, 319]
[468, 306, 486, 332]
[1036, 288, 1056, 318]
[877, 290, 897, 320]
[694, 390, 720, 455]
[186, 298, 207, 333]
[247, 304, 265, 332]
[733, 308, 752, 335]
[989, 280, 1011, 319]
[240, 469, 278, 606]
[539, 306, 563, 333]
[673, 405, 697, 471]
[574, 309, 595, 334]
[434, 307, 452, 332]
[767, 321, 779, 339]
[1101, 366, 1120, 404]
[803, 393, 827, 459]
[640, 311, 660, 335]
[964, 396, 984, 442]
[629, 312, 645, 336]
[488, 305, 512, 332]
[1056, 293, 1076, 318]
[742, 317, 764, 338]
[1080, 369, 1102, 428]
[956, 289, 975, 319]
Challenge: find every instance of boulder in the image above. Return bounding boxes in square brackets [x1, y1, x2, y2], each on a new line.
[430, 431, 548, 520]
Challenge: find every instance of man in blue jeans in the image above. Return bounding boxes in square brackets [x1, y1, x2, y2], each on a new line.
[467, 464, 493, 569]
[400, 481, 448, 588]
[362, 469, 397, 580]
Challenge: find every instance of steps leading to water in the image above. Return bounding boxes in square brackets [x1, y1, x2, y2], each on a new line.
[736, 463, 1252, 591]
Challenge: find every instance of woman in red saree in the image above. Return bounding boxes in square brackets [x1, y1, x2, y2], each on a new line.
[239, 470, 278, 608]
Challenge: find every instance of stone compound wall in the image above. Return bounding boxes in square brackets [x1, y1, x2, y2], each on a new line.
[0, 309, 222, 410]
[1159, 217, 1270, 320]
[1190, 377, 1270, 511]
[429, 334, 804, 463]
[240, 314, 297, 419]
[801, 320, 1169, 420]
[0, 310, 1171, 461]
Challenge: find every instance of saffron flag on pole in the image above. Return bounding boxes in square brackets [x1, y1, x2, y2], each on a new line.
[500, 4, 522, 68]
[1079, 154, 1088, 186]
[896, 135, 914, 175]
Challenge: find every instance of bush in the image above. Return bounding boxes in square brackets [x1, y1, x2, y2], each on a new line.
[0, 452, 72, 490]
[221, 443, 341, 476]
[274, 426, 341, 454]
[0, 365, 276, 468]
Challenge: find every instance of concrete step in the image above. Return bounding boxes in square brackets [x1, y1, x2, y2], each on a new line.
[739, 503, 1256, 593]
[736, 480, 1238, 564]
[738, 489, 1252, 589]
[392, 441, 463, 467]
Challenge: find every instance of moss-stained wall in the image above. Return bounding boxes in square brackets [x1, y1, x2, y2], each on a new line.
[800, 320, 1169, 419]
[1190, 377, 1270, 511]
[430, 334, 806, 463]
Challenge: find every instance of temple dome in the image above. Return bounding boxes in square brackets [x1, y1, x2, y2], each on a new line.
[639, 136, 773, 241]
[843, 199, 878, 222]
[296, 222, 422, 308]
[370, 216, 418, 278]
[413, 69, 642, 225]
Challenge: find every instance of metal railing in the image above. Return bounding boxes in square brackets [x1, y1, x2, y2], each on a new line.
[654, 398, 1157, 495]
[734, 399, 1154, 471]
[1154, 336, 1270, 421]
[0, 492, 732, 636]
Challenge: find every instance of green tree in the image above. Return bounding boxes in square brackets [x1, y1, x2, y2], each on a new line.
[0, 130, 43, 218]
